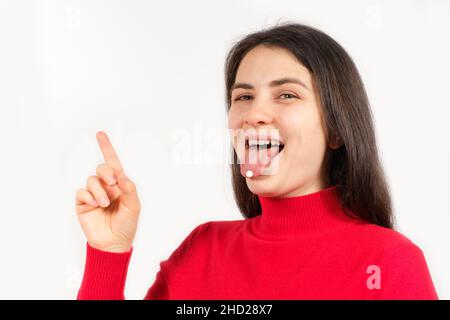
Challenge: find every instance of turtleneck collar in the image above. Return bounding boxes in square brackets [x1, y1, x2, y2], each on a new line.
[251, 185, 360, 238]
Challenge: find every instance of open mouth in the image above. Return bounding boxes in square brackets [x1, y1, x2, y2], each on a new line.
[243, 138, 285, 168]
[235, 129, 285, 177]
[245, 140, 285, 153]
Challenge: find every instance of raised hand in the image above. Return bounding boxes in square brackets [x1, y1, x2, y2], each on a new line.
[75, 131, 141, 253]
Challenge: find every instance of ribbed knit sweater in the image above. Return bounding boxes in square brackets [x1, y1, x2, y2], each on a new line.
[77, 185, 438, 299]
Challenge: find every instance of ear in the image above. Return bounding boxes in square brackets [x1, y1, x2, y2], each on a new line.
[329, 134, 344, 150]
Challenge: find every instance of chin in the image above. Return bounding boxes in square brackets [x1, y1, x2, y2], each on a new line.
[246, 175, 282, 197]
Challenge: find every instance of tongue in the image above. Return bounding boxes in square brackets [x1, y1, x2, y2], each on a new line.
[240, 146, 281, 178]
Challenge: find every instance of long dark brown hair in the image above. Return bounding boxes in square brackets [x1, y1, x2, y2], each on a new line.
[224, 22, 395, 229]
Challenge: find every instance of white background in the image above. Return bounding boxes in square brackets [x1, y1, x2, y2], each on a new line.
[0, 0, 449, 299]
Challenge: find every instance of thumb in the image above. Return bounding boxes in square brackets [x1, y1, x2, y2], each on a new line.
[117, 172, 140, 214]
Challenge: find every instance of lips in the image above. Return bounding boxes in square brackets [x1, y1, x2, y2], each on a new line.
[240, 147, 281, 178]
[243, 131, 285, 146]
[245, 139, 285, 154]
[238, 140, 285, 178]
[232, 128, 285, 177]
[244, 142, 284, 166]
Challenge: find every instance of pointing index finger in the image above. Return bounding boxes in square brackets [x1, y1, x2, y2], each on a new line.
[96, 131, 124, 173]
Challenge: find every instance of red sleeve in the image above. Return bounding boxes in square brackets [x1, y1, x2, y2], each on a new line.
[77, 222, 209, 300]
[375, 241, 439, 300]
[77, 242, 133, 300]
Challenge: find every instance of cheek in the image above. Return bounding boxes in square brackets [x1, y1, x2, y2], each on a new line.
[279, 106, 304, 142]
[301, 123, 328, 161]
[227, 107, 241, 130]
[228, 108, 243, 149]
[282, 106, 327, 160]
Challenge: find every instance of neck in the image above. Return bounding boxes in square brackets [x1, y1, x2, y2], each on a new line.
[252, 185, 359, 238]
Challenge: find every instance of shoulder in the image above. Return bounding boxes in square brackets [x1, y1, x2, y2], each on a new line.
[192, 219, 248, 239]
[176, 219, 250, 254]
[345, 222, 423, 254]
[164, 219, 246, 266]
[356, 226, 439, 299]
[349, 223, 423, 259]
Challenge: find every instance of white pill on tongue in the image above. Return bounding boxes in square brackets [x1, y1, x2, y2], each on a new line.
[239, 144, 281, 178]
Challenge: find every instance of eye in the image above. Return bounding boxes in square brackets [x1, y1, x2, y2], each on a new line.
[234, 95, 252, 102]
[279, 93, 298, 99]
[232, 92, 299, 102]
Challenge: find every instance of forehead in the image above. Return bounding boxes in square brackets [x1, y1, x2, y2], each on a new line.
[234, 45, 312, 86]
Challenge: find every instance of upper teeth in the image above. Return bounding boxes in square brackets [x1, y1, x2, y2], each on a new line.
[248, 140, 282, 147]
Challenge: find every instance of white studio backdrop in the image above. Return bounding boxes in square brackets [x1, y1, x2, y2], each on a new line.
[0, 0, 449, 299]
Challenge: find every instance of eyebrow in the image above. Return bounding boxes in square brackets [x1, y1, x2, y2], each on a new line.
[230, 77, 309, 92]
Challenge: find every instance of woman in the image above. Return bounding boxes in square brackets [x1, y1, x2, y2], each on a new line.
[75, 23, 438, 299]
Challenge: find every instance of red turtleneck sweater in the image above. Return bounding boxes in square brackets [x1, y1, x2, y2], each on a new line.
[77, 186, 438, 300]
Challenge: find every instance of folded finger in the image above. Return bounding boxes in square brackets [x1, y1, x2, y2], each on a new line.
[76, 188, 99, 207]
[96, 163, 117, 186]
[86, 175, 110, 207]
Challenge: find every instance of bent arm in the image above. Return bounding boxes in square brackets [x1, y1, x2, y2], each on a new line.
[77, 242, 133, 300]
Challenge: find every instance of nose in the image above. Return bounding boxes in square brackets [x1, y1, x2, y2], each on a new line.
[244, 97, 274, 127]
